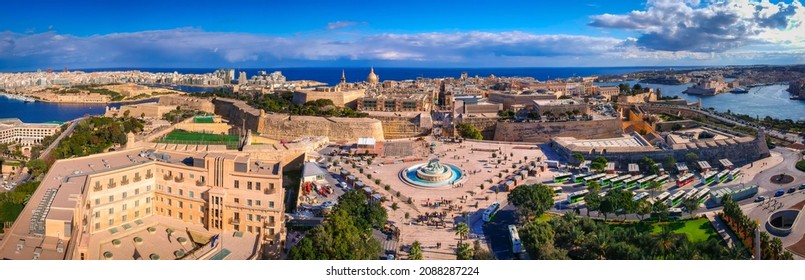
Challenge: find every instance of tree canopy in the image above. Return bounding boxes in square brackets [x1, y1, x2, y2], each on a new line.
[456, 122, 483, 140]
[508, 184, 555, 221]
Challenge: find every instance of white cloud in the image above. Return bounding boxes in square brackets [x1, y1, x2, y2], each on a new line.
[589, 0, 805, 52]
[326, 21, 358, 30]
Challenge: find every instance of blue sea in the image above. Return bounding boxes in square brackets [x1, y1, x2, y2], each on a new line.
[1, 67, 802, 122]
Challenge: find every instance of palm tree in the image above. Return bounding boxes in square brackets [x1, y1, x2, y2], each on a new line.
[409, 241, 423, 260]
[456, 242, 474, 260]
[455, 222, 470, 244]
[657, 226, 676, 254]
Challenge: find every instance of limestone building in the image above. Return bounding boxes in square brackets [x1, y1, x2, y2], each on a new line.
[0, 148, 285, 260]
[0, 118, 61, 146]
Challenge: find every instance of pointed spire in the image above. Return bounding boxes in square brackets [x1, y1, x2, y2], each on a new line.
[340, 69, 346, 84]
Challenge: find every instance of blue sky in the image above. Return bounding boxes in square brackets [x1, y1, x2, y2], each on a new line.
[1, 0, 805, 70]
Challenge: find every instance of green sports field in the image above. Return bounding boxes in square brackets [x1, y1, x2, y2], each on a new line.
[158, 130, 240, 149]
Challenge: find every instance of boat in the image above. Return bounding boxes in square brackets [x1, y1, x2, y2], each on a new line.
[730, 87, 749, 94]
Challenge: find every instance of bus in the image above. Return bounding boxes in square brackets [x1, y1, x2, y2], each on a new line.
[553, 172, 573, 183]
[702, 171, 718, 185]
[669, 208, 684, 220]
[625, 175, 644, 189]
[552, 186, 563, 196]
[584, 174, 606, 185]
[601, 174, 619, 186]
[716, 170, 730, 183]
[695, 188, 710, 204]
[666, 191, 685, 207]
[728, 169, 742, 181]
[637, 175, 658, 188]
[509, 225, 523, 255]
[567, 190, 590, 204]
[610, 175, 632, 188]
[632, 192, 649, 202]
[573, 173, 592, 183]
[482, 202, 501, 222]
[676, 173, 695, 188]
[654, 191, 671, 203]
[654, 174, 670, 185]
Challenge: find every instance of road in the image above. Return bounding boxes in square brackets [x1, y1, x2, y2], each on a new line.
[37, 116, 85, 160]
[639, 103, 804, 144]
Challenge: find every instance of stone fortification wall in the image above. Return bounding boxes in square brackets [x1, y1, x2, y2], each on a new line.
[369, 114, 430, 139]
[292, 88, 365, 108]
[212, 98, 384, 142]
[494, 119, 623, 143]
[457, 117, 499, 140]
[159, 95, 215, 113]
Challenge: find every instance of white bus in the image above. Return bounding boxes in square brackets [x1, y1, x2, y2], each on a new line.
[483, 202, 501, 222]
[667, 191, 685, 207]
[553, 172, 573, 183]
[567, 190, 590, 203]
[584, 173, 606, 185]
[509, 225, 523, 255]
[654, 175, 670, 185]
[654, 191, 671, 203]
[632, 192, 649, 202]
[637, 175, 658, 188]
[728, 169, 742, 181]
[552, 186, 563, 196]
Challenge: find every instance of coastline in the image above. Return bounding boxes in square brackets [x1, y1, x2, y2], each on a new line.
[0, 91, 180, 105]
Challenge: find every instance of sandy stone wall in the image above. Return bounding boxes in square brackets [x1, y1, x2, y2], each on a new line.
[159, 95, 215, 113]
[494, 119, 623, 143]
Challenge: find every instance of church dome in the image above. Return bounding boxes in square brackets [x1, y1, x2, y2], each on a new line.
[367, 67, 379, 84]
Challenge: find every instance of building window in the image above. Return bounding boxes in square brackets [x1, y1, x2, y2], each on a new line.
[122, 192, 127, 199]
[135, 188, 140, 195]
[167, 209, 172, 216]
[135, 211, 140, 218]
[234, 180, 239, 189]
[256, 182, 261, 191]
[168, 199, 172, 206]
[146, 197, 151, 204]
[189, 203, 193, 209]
[167, 187, 172, 193]
[94, 212, 99, 218]
[122, 204, 127, 211]
[269, 183, 275, 190]
[179, 201, 183, 208]
[178, 212, 183, 219]
[255, 200, 261, 206]
[108, 208, 114, 215]
[189, 191, 194, 198]
[135, 200, 140, 207]
[95, 198, 100, 205]
[122, 215, 127, 222]
[147, 185, 152, 191]
[189, 174, 194, 179]
[234, 198, 239, 204]
[146, 208, 151, 214]
[247, 226, 253, 233]
[247, 199, 253, 206]
[247, 214, 253, 221]
[269, 201, 275, 208]
[247, 181, 253, 190]
[179, 189, 183, 196]
[108, 219, 114, 226]
[256, 215, 262, 222]
[108, 195, 114, 202]
[190, 215, 193, 221]
[95, 223, 100, 230]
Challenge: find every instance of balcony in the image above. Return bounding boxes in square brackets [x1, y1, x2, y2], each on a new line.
[195, 180, 205, 187]
[174, 177, 184, 183]
[264, 188, 276, 195]
[163, 174, 173, 181]
[120, 179, 130, 186]
[133, 176, 142, 182]
[229, 218, 240, 225]
[265, 220, 276, 228]
[145, 173, 153, 179]
[107, 182, 117, 189]
[93, 185, 102, 192]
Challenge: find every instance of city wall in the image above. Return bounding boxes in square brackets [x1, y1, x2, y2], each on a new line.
[369, 114, 431, 139]
[494, 119, 623, 143]
[159, 95, 215, 113]
[212, 98, 385, 142]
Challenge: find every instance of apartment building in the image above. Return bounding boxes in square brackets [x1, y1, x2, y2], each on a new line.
[0, 118, 61, 146]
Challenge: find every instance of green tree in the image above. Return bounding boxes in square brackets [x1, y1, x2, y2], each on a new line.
[456, 122, 483, 140]
[455, 222, 470, 243]
[25, 159, 48, 178]
[508, 184, 555, 221]
[683, 199, 700, 217]
[456, 242, 474, 260]
[590, 156, 608, 172]
[409, 241, 423, 260]
[652, 201, 669, 222]
[572, 153, 585, 165]
[587, 180, 602, 193]
[640, 157, 659, 175]
[685, 152, 700, 168]
[472, 240, 495, 260]
[647, 181, 663, 198]
[583, 192, 601, 217]
[636, 199, 652, 221]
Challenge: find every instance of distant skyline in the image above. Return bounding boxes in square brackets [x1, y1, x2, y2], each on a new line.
[2, 0, 805, 71]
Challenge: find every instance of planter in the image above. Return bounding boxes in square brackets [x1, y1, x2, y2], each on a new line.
[177, 237, 188, 245]
[149, 253, 160, 260]
[166, 228, 175, 235]
[133, 236, 143, 245]
[112, 239, 121, 247]
[147, 227, 156, 234]
[103, 251, 113, 260]
[174, 250, 186, 258]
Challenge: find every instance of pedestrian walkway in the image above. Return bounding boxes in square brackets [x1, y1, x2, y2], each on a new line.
[705, 212, 739, 249]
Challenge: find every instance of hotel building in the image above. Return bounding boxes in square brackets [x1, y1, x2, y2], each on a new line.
[0, 118, 61, 146]
[0, 147, 285, 260]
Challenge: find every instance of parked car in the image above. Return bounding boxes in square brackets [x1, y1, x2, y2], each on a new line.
[799, 184, 805, 190]
[775, 189, 785, 197]
[755, 196, 766, 202]
[789, 187, 797, 193]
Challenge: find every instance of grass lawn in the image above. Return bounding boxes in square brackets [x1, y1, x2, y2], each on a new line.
[158, 130, 239, 148]
[610, 218, 719, 243]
